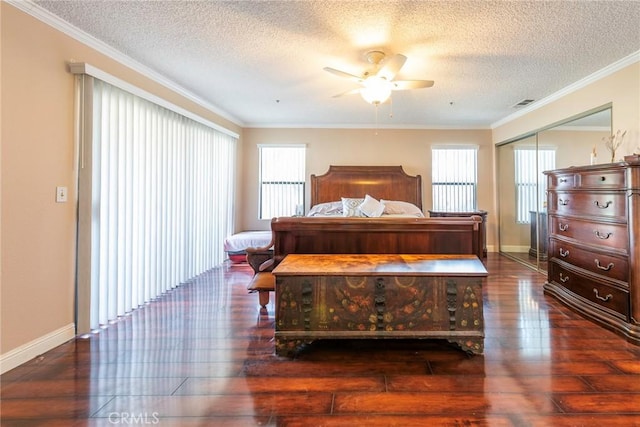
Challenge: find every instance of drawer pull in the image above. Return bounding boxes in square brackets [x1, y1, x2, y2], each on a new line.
[593, 288, 613, 302]
[594, 230, 612, 240]
[559, 248, 569, 257]
[594, 200, 612, 209]
[600, 176, 606, 181]
[559, 198, 569, 206]
[559, 273, 569, 283]
[559, 223, 569, 232]
[559, 178, 568, 183]
[595, 259, 614, 271]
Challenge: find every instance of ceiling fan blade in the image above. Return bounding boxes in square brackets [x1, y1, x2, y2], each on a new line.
[332, 88, 362, 98]
[377, 54, 407, 81]
[391, 80, 435, 90]
[323, 67, 363, 83]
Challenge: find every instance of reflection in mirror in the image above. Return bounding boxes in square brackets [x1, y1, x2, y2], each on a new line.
[539, 109, 612, 169]
[497, 107, 611, 273]
[498, 134, 538, 267]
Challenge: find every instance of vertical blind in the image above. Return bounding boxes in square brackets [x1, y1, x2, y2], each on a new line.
[79, 77, 237, 331]
[514, 148, 555, 223]
[259, 145, 306, 219]
[432, 146, 478, 211]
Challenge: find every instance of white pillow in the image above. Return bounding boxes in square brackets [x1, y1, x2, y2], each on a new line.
[381, 200, 425, 217]
[358, 194, 385, 218]
[342, 197, 365, 217]
[306, 201, 343, 216]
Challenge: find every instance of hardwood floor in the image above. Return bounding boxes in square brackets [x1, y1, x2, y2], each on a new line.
[2, 253, 639, 426]
[500, 251, 547, 273]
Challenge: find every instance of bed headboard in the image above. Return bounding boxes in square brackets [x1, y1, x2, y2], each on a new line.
[310, 165, 422, 210]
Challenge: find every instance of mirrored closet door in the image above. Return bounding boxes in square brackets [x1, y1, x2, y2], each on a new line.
[496, 107, 612, 273]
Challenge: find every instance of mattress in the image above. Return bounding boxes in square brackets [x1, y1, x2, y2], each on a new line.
[224, 230, 272, 263]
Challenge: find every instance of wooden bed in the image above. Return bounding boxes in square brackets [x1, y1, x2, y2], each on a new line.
[246, 165, 485, 309]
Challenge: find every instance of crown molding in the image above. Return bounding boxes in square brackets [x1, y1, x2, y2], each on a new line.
[7, 0, 243, 127]
[243, 123, 490, 130]
[491, 50, 640, 129]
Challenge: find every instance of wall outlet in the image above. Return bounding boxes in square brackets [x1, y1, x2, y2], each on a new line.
[56, 186, 68, 203]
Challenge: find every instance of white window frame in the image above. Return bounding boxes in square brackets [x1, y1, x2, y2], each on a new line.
[431, 145, 478, 212]
[258, 144, 306, 219]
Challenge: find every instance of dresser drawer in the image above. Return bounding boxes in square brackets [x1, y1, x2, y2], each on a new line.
[549, 261, 629, 320]
[548, 173, 576, 190]
[549, 238, 629, 283]
[549, 215, 629, 252]
[577, 169, 626, 189]
[550, 192, 626, 220]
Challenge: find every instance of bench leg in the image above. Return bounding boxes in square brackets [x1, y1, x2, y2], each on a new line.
[258, 291, 270, 308]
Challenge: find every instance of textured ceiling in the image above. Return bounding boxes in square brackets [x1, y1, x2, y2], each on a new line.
[30, 0, 640, 128]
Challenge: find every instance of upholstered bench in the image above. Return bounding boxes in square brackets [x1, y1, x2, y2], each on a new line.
[246, 241, 276, 311]
[246, 271, 275, 309]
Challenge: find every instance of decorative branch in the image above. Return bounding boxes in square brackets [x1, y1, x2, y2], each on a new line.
[602, 130, 626, 162]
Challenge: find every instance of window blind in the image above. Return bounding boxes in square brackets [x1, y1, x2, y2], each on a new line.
[76, 76, 237, 333]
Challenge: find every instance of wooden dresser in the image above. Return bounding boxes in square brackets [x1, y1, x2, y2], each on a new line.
[543, 155, 640, 345]
[272, 254, 488, 356]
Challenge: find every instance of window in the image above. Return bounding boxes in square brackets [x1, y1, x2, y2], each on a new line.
[432, 146, 478, 211]
[514, 147, 556, 223]
[259, 145, 306, 219]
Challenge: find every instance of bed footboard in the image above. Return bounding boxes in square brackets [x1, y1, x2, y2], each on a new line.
[245, 216, 484, 310]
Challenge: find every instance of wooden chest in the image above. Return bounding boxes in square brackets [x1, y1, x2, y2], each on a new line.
[272, 254, 488, 356]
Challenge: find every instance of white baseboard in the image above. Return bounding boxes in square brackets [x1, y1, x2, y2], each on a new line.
[1, 323, 76, 374]
[500, 245, 530, 253]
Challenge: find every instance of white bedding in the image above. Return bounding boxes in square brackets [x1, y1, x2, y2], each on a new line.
[223, 230, 272, 252]
[306, 197, 425, 218]
[305, 212, 420, 218]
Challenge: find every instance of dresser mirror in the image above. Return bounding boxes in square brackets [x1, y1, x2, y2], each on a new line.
[496, 106, 612, 272]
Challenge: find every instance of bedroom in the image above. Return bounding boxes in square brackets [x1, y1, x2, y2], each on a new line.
[3, 0, 639, 367]
[2, 2, 640, 421]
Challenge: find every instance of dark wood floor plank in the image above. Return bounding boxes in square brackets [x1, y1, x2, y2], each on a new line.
[274, 415, 515, 426]
[0, 377, 185, 398]
[2, 253, 639, 425]
[521, 415, 640, 426]
[0, 396, 114, 419]
[90, 393, 333, 417]
[174, 376, 386, 395]
[333, 391, 558, 415]
[609, 359, 640, 374]
[582, 375, 640, 392]
[241, 358, 431, 377]
[552, 393, 640, 414]
[386, 374, 592, 393]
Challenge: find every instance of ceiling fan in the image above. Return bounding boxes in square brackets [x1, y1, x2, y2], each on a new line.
[323, 50, 434, 105]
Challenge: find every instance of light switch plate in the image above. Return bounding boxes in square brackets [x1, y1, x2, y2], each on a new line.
[56, 186, 68, 203]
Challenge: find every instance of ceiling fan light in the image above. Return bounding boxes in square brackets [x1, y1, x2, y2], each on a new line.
[360, 76, 392, 104]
